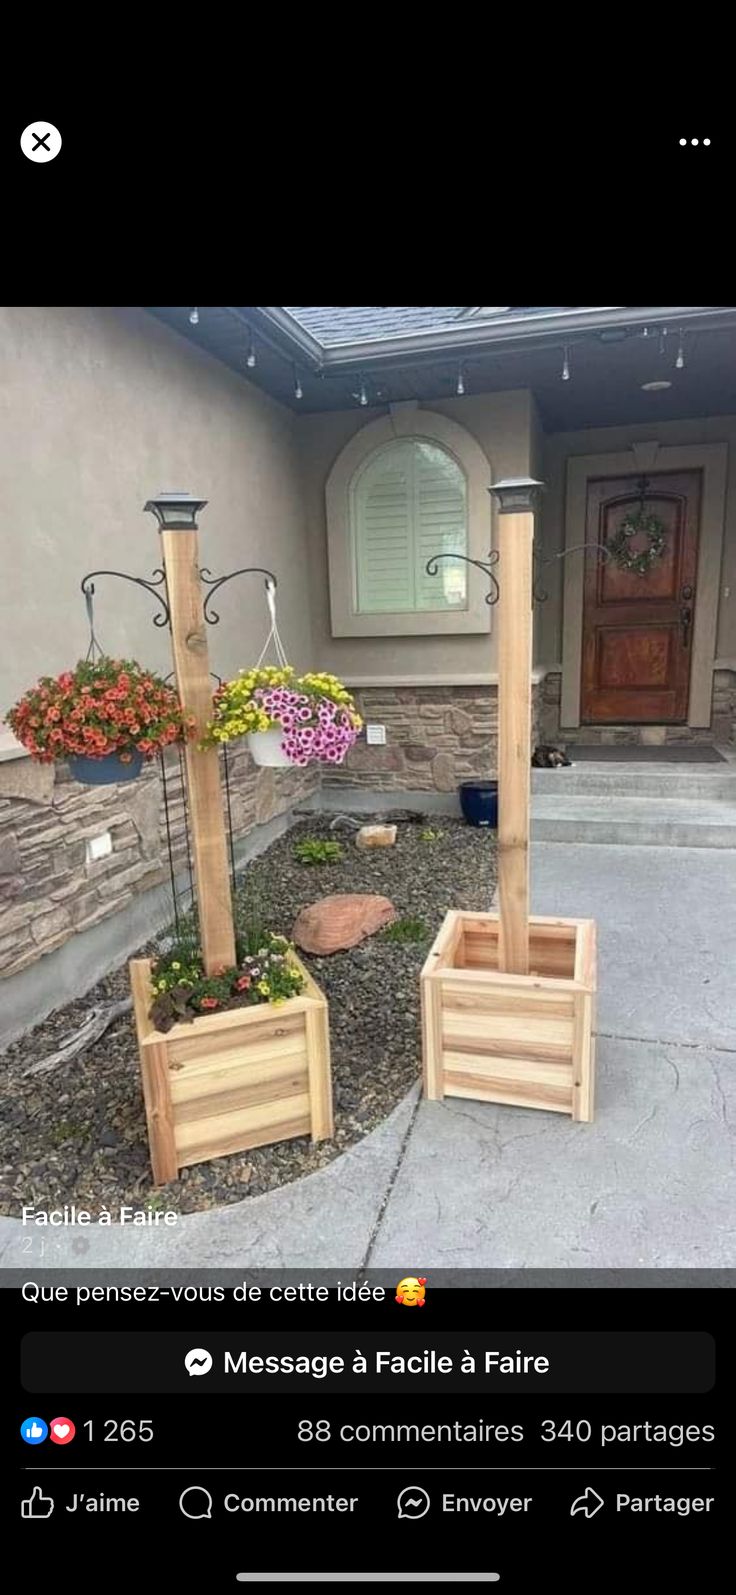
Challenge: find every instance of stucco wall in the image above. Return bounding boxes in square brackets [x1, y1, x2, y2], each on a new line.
[297, 389, 536, 681]
[536, 412, 736, 671]
[0, 306, 319, 1042]
[0, 305, 313, 722]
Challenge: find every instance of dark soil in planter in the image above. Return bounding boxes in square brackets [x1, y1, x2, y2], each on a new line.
[0, 815, 496, 1216]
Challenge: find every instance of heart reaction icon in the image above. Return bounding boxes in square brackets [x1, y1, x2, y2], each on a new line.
[49, 1417, 76, 1446]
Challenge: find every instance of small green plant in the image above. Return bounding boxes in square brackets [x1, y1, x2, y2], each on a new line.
[293, 838, 344, 866]
[380, 916, 429, 945]
[419, 827, 444, 842]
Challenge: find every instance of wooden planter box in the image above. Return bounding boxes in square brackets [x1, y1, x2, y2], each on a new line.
[421, 911, 596, 1121]
[129, 956, 333, 1184]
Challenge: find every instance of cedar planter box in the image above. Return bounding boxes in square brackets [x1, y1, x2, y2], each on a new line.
[421, 911, 596, 1121]
[129, 955, 333, 1184]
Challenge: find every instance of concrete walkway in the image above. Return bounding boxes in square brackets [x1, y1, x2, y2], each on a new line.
[2, 842, 735, 1270]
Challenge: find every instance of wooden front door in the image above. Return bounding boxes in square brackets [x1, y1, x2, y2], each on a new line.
[581, 471, 701, 724]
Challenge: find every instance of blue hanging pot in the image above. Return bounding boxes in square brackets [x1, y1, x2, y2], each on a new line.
[68, 750, 145, 785]
[459, 779, 498, 828]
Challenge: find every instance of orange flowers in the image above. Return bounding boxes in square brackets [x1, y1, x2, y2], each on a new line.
[6, 657, 194, 766]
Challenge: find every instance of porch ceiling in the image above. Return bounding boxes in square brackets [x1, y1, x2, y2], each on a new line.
[146, 306, 736, 429]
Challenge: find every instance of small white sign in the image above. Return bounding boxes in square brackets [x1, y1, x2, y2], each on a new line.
[365, 724, 386, 746]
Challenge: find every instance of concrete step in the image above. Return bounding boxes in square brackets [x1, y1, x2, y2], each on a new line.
[531, 793, 736, 848]
[532, 764, 736, 800]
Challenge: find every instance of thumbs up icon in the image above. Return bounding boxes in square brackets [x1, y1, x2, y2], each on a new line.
[20, 1416, 48, 1445]
[21, 1487, 55, 1519]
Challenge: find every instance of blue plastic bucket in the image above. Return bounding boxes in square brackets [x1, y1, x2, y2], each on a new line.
[459, 779, 498, 828]
[68, 750, 144, 785]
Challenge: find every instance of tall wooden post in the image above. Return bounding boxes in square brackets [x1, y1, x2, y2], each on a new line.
[144, 493, 236, 974]
[489, 478, 544, 976]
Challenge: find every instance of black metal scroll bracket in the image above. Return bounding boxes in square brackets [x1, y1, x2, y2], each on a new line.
[80, 568, 171, 628]
[532, 541, 613, 604]
[425, 550, 501, 606]
[426, 543, 611, 607]
[199, 567, 278, 626]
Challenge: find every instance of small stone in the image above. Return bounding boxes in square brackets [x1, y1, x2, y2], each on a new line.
[100, 1129, 123, 1149]
[355, 825, 397, 850]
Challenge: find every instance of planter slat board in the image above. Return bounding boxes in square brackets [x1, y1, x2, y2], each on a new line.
[421, 910, 596, 1121]
[130, 953, 333, 1183]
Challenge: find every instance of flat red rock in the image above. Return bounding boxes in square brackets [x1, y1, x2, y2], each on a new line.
[292, 893, 396, 955]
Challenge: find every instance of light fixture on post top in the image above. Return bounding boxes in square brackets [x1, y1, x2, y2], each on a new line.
[143, 491, 208, 531]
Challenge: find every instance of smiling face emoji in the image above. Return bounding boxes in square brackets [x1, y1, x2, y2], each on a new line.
[395, 1276, 426, 1307]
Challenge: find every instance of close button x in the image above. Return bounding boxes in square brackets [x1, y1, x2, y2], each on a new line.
[32, 131, 51, 150]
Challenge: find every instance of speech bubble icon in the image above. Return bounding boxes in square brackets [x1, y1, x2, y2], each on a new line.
[184, 1347, 213, 1377]
[397, 1485, 430, 1520]
[179, 1487, 213, 1520]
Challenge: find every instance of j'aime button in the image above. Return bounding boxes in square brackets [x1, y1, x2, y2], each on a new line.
[20, 123, 62, 162]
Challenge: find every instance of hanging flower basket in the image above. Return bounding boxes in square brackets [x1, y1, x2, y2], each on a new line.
[246, 727, 293, 768]
[5, 657, 195, 783]
[203, 666, 362, 768]
[68, 750, 145, 785]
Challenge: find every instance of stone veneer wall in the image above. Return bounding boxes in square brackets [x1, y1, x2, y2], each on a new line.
[322, 685, 542, 793]
[540, 669, 736, 745]
[0, 752, 318, 982]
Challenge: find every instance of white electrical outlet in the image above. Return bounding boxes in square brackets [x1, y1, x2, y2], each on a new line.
[365, 724, 386, 746]
[86, 831, 112, 863]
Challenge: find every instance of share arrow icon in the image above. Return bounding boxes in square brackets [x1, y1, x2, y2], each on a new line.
[570, 1486, 605, 1519]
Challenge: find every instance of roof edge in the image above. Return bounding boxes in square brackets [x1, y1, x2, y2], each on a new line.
[241, 306, 734, 371]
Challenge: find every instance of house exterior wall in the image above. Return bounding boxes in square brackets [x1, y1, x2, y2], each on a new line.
[0, 305, 314, 717]
[0, 306, 317, 1040]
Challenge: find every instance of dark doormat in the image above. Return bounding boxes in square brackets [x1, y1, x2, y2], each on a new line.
[566, 744, 726, 764]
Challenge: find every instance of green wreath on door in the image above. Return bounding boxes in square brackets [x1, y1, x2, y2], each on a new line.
[606, 509, 667, 575]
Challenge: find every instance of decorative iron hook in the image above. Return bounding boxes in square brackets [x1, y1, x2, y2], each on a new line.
[532, 540, 613, 605]
[80, 568, 170, 628]
[425, 550, 500, 606]
[199, 566, 278, 626]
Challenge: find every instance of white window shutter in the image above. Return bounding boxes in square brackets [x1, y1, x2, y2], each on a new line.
[354, 440, 467, 614]
[414, 443, 467, 609]
[355, 447, 413, 612]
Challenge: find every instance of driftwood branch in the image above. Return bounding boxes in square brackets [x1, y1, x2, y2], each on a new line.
[23, 997, 133, 1077]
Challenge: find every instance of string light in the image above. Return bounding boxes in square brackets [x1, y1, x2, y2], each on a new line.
[456, 364, 465, 396]
[561, 345, 570, 381]
[293, 366, 303, 401]
[675, 330, 685, 370]
[246, 340, 256, 368]
[189, 307, 199, 326]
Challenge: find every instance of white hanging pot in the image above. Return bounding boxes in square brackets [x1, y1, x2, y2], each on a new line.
[247, 727, 292, 768]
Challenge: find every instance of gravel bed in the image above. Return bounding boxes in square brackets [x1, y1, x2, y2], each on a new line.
[0, 814, 497, 1216]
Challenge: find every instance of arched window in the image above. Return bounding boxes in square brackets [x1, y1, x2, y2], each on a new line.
[351, 439, 467, 614]
[325, 405, 492, 637]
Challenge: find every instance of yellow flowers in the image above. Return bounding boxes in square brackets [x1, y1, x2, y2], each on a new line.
[201, 663, 361, 749]
[257, 979, 271, 996]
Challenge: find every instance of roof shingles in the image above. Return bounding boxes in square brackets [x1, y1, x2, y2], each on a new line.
[284, 306, 550, 344]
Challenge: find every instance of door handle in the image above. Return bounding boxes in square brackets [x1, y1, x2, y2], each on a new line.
[680, 604, 692, 648]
